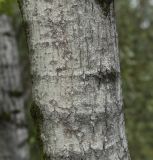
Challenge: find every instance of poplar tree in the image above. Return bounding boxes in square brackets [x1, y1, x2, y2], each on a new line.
[19, 1, 130, 159]
[0, 15, 29, 160]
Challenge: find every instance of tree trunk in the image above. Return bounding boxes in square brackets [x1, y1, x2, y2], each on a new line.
[19, 0, 130, 159]
[0, 15, 29, 160]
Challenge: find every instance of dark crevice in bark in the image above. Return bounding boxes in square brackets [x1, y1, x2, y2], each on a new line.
[30, 101, 44, 159]
[81, 67, 120, 89]
[8, 91, 23, 97]
[95, 0, 114, 17]
[0, 112, 12, 122]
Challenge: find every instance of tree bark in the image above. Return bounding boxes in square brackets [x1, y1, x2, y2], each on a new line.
[19, 0, 130, 159]
[0, 15, 29, 160]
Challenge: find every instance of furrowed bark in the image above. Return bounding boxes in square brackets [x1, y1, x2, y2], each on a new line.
[19, 0, 130, 159]
[0, 15, 29, 160]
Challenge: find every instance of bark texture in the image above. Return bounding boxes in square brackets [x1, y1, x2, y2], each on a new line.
[0, 15, 29, 160]
[19, 0, 130, 159]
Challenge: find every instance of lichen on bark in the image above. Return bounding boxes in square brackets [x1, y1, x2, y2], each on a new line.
[18, 0, 131, 159]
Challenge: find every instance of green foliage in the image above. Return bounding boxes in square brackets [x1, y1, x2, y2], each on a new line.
[0, 0, 5, 3]
[0, 0, 17, 15]
[116, 0, 153, 160]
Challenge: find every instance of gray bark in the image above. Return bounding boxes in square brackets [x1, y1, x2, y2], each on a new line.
[19, 0, 130, 159]
[0, 15, 29, 160]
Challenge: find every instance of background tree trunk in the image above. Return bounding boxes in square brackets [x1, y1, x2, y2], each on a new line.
[0, 15, 29, 160]
[19, 0, 130, 159]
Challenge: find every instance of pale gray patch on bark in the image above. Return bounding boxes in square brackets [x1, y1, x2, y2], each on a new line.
[18, 0, 131, 159]
[0, 15, 29, 160]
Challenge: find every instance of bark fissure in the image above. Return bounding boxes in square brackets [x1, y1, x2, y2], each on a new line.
[96, 0, 113, 16]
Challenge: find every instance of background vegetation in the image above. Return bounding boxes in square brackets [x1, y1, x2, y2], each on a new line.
[0, 0, 153, 160]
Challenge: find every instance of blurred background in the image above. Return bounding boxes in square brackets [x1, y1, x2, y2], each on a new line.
[0, 0, 153, 160]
